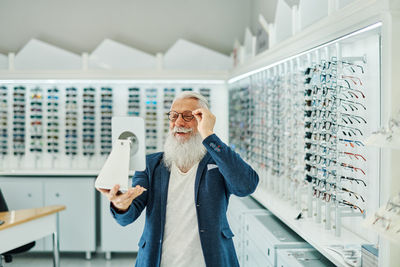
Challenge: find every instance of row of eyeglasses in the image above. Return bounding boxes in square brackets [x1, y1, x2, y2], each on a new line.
[127, 87, 140, 117]
[82, 87, 96, 156]
[47, 87, 59, 154]
[228, 85, 249, 158]
[303, 57, 367, 213]
[163, 88, 176, 141]
[145, 88, 157, 153]
[29, 87, 44, 154]
[0, 86, 8, 156]
[100, 87, 112, 155]
[199, 88, 211, 107]
[13, 86, 26, 156]
[65, 87, 78, 156]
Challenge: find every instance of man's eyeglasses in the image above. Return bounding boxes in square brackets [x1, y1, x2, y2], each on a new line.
[167, 111, 195, 122]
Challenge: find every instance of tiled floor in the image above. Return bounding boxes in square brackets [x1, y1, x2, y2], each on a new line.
[5, 252, 137, 267]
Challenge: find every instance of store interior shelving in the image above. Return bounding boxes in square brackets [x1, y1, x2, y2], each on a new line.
[228, 0, 400, 266]
[0, 79, 227, 173]
[0, 0, 399, 265]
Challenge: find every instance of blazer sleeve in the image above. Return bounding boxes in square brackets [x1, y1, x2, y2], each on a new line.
[109, 169, 149, 226]
[202, 133, 259, 197]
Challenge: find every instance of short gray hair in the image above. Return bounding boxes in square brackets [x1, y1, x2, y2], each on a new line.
[173, 91, 209, 109]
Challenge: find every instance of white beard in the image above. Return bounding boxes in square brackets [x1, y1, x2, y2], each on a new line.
[163, 128, 206, 172]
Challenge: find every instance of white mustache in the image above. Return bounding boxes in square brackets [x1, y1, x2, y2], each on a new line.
[172, 127, 193, 134]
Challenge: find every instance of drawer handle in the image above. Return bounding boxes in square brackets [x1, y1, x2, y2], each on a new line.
[27, 193, 32, 197]
[267, 248, 270, 256]
[55, 193, 60, 197]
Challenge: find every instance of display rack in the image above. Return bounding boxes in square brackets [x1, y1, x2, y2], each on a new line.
[230, 24, 380, 240]
[0, 78, 226, 173]
[228, 0, 400, 266]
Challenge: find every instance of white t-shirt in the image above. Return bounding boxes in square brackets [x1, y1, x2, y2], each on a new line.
[160, 162, 206, 267]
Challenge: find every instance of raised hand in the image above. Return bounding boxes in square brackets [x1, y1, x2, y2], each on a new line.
[97, 184, 146, 212]
[192, 108, 215, 139]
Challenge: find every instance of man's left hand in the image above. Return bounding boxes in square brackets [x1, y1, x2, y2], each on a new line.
[192, 108, 215, 139]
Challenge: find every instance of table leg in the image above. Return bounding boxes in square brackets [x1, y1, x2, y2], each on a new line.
[52, 213, 60, 267]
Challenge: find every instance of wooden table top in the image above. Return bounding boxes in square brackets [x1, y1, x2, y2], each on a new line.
[0, 205, 66, 231]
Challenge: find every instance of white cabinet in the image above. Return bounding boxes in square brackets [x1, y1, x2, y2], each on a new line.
[0, 180, 43, 209]
[43, 178, 95, 252]
[227, 196, 270, 266]
[0, 177, 95, 254]
[0, 178, 45, 251]
[276, 248, 335, 267]
[244, 214, 310, 267]
[100, 192, 145, 257]
[244, 237, 273, 267]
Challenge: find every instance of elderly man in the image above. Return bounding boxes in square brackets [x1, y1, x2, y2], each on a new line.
[98, 91, 259, 267]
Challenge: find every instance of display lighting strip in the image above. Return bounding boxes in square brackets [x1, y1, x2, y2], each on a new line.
[0, 79, 226, 85]
[228, 22, 382, 84]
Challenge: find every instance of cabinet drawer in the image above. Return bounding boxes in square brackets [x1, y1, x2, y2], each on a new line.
[244, 236, 273, 267]
[245, 214, 310, 266]
[245, 234, 275, 265]
[276, 248, 336, 267]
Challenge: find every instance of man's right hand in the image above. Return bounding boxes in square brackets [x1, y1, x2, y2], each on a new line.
[97, 184, 147, 212]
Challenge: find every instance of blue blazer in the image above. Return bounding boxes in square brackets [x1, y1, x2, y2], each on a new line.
[111, 134, 259, 267]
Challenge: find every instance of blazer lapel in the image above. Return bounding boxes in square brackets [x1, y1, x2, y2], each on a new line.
[160, 163, 170, 232]
[194, 153, 211, 204]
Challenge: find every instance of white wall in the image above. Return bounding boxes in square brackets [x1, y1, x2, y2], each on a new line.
[0, 0, 253, 56]
[250, 0, 278, 34]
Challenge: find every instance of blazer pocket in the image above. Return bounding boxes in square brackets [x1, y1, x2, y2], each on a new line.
[138, 236, 146, 248]
[221, 228, 234, 239]
[207, 164, 219, 171]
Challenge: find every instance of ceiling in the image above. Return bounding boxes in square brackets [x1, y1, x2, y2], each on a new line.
[0, 0, 279, 56]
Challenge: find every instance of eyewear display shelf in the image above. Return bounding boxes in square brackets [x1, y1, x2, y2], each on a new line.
[227, 1, 400, 265]
[0, 80, 222, 174]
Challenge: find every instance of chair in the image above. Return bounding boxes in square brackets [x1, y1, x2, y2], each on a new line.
[0, 189, 35, 266]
